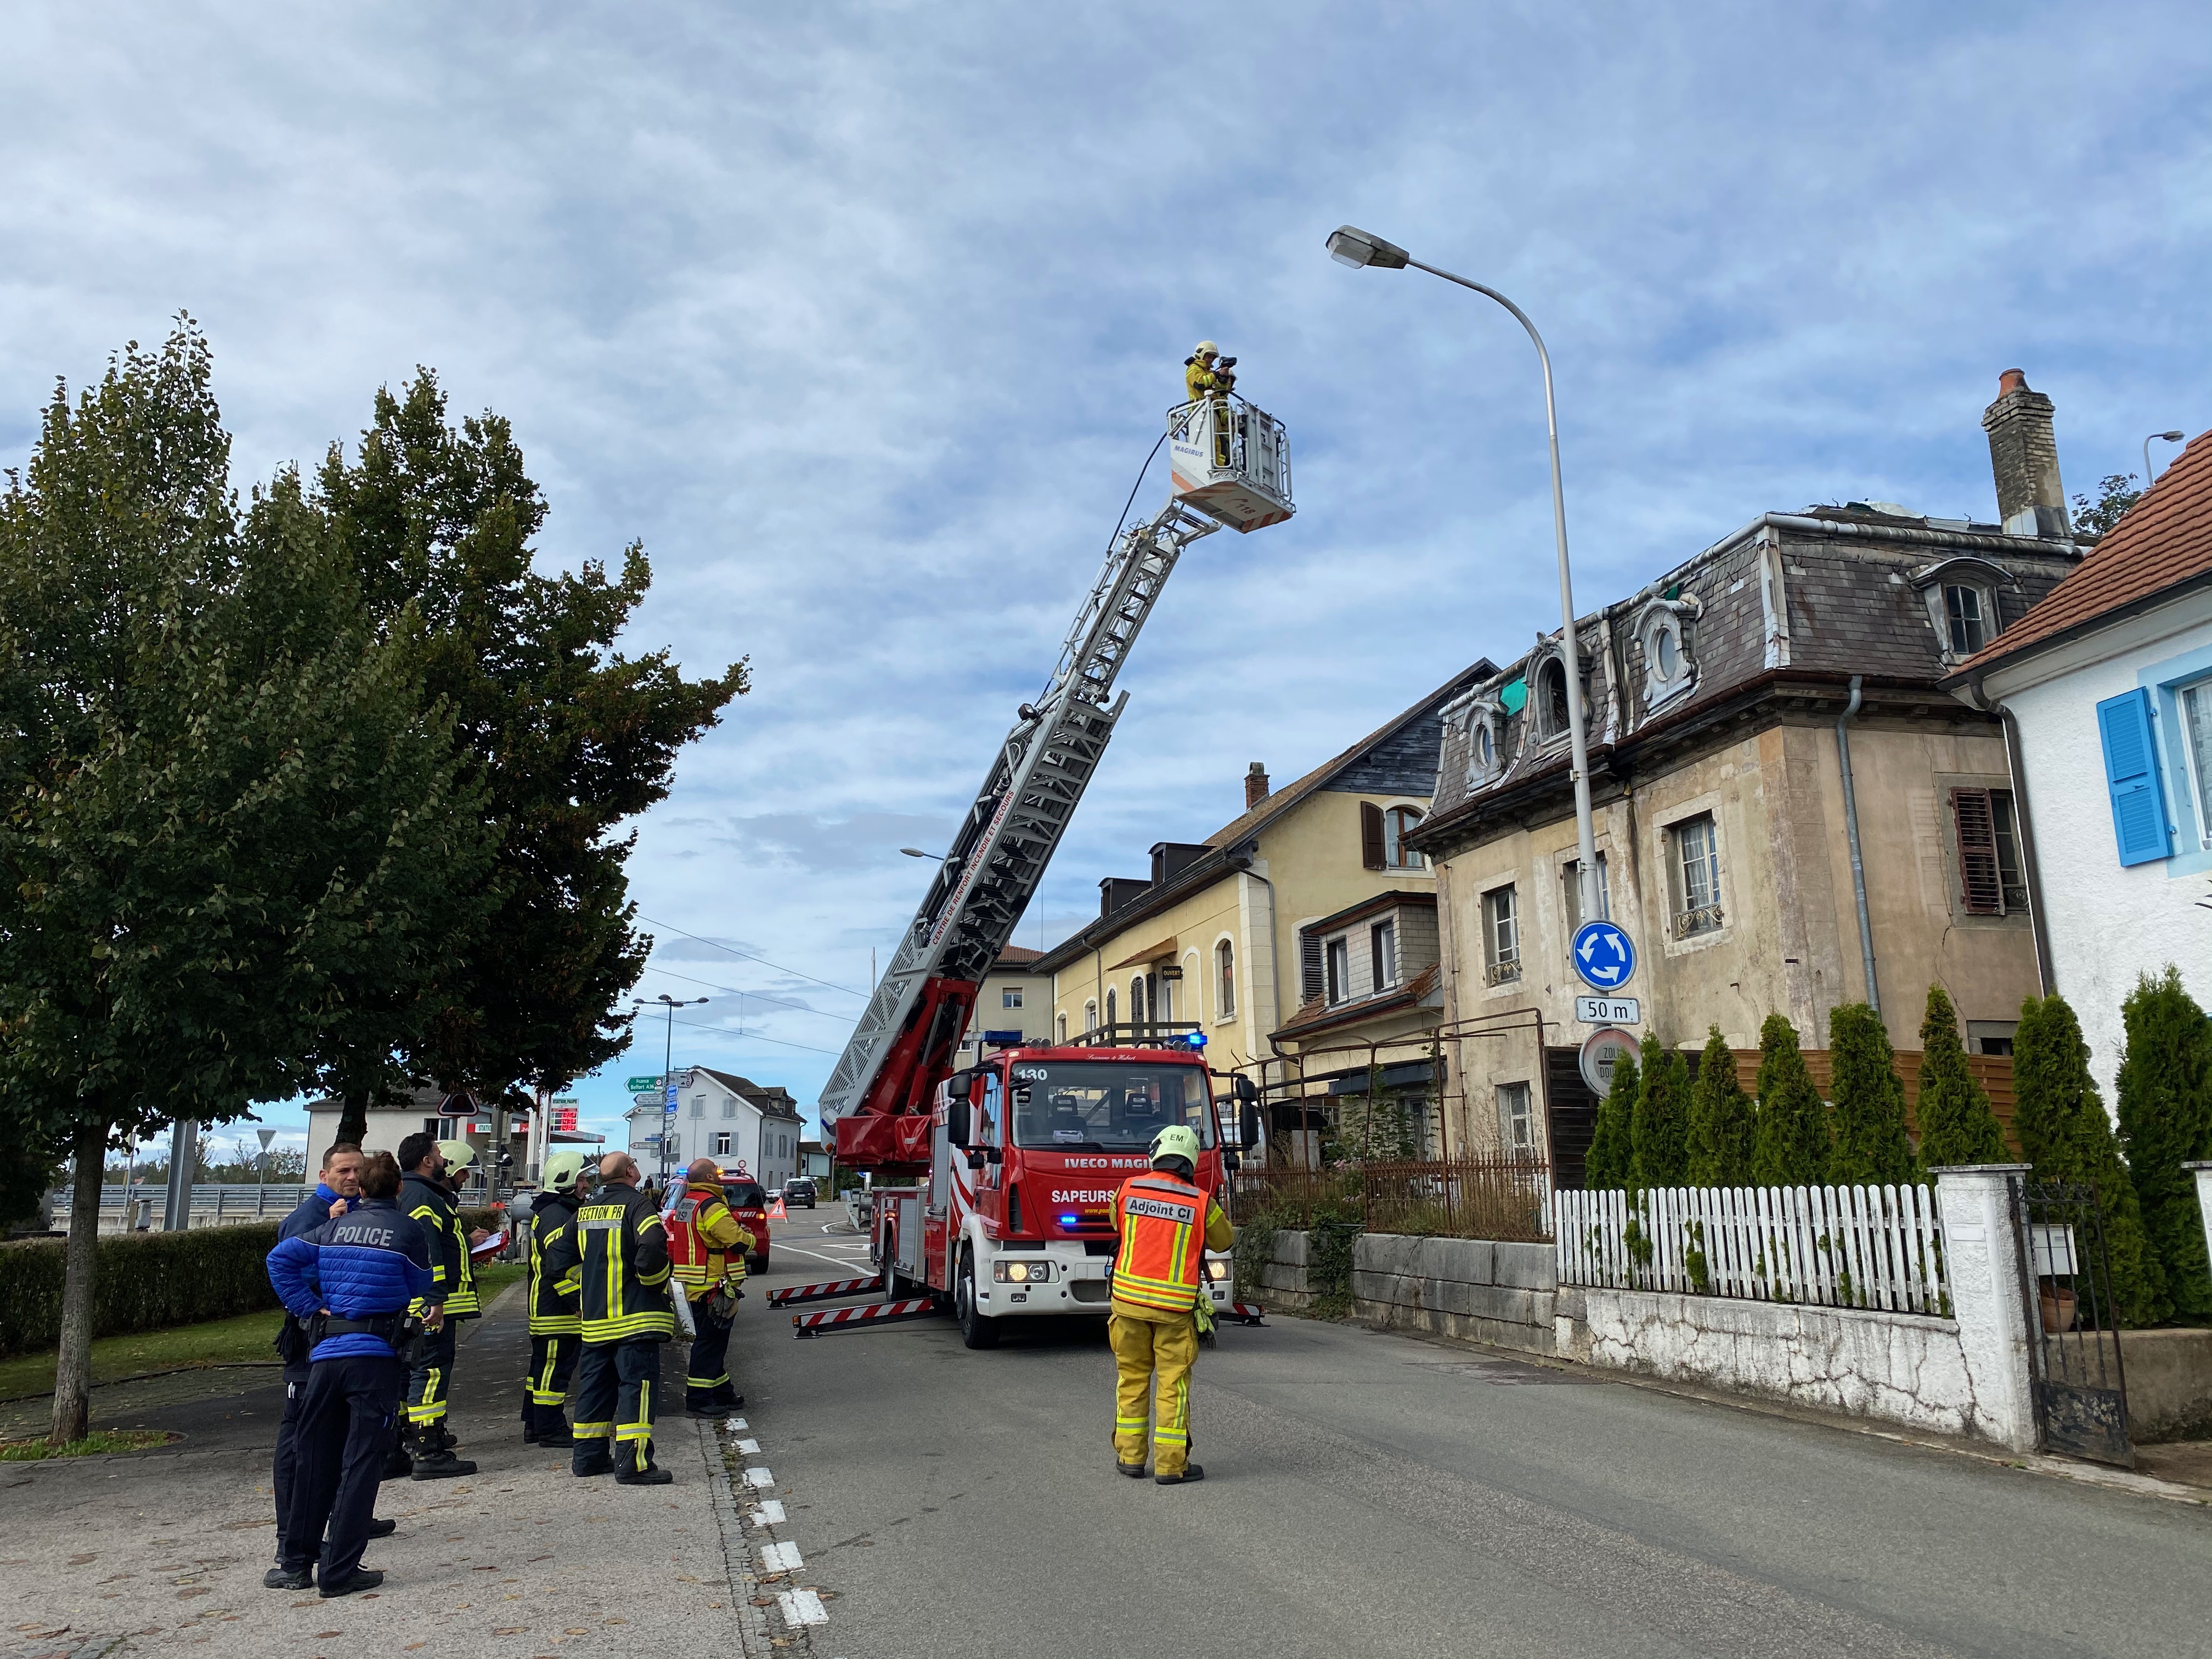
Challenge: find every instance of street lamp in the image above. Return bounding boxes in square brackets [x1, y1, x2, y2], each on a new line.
[2146, 431, 2186, 490]
[899, 848, 942, 860]
[1327, 224, 1601, 921]
[634, 994, 708, 1187]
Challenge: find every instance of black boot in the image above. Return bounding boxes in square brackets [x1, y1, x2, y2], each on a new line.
[572, 1438, 616, 1478]
[533, 1404, 575, 1447]
[409, 1424, 477, 1480]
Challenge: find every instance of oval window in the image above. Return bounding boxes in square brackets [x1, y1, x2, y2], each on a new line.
[1654, 625, 1678, 678]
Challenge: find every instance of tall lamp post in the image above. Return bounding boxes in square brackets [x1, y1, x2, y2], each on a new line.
[635, 994, 708, 1188]
[2145, 430, 2186, 492]
[1325, 225, 1601, 920]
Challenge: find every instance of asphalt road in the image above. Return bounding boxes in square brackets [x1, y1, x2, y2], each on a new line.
[737, 1216, 2209, 1659]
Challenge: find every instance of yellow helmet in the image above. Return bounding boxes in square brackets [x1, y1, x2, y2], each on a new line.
[1149, 1124, 1201, 1166]
[436, 1138, 477, 1171]
[543, 1150, 589, 1193]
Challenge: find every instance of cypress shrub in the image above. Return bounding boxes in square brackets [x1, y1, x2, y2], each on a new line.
[2013, 993, 2167, 1326]
[0, 1222, 283, 1357]
[1584, 1047, 1638, 1191]
[1827, 1002, 1917, 1185]
[2115, 968, 2212, 1323]
[1632, 1033, 1691, 1190]
[1687, 1025, 1757, 1186]
[1915, 984, 2011, 1168]
[1752, 1013, 1830, 1186]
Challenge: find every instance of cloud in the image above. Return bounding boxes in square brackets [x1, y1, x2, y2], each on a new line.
[716, 812, 952, 874]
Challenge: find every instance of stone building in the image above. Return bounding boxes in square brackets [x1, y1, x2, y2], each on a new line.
[1409, 373, 2083, 1181]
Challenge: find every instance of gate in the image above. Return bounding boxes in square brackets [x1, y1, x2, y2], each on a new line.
[2011, 1177, 2132, 1467]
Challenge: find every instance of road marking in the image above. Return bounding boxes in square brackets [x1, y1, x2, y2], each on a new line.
[773, 1239, 875, 1273]
[760, 1540, 805, 1572]
[725, 1416, 749, 1431]
[778, 1588, 830, 1626]
[744, 1466, 776, 1488]
[736, 1437, 761, 1454]
[747, 1500, 787, 1526]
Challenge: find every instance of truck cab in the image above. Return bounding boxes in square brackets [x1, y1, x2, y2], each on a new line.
[870, 1040, 1260, 1348]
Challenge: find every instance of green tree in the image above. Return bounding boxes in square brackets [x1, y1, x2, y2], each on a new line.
[1687, 1026, 1756, 1186]
[1584, 1047, 1638, 1191]
[1752, 1013, 1830, 1186]
[314, 374, 749, 1133]
[1827, 1003, 1916, 1186]
[1632, 1032, 1691, 1190]
[2115, 969, 2212, 1322]
[2069, 473, 2141, 541]
[2013, 993, 2166, 1325]
[0, 324, 490, 1441]
[1915, 984, 2011, 1169]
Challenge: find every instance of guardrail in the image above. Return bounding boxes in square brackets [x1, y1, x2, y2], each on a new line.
[54, 1184, 314, 1227]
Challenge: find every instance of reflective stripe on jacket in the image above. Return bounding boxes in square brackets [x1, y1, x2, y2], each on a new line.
[400, 1171, 480, 1318]
[528, 1191, 582, 1335]
[543, 1181, 674, 1342]
[667, 1183, 754, 1297]
[1109, 1171, 1232, 1319]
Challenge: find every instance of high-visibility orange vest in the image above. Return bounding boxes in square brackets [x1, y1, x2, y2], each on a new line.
[1110, 1171, 1209, 1316]
[666, 1183, 742, 1287]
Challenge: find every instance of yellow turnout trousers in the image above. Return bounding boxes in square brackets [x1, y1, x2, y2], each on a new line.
[1109, 1310, 1198, 1475]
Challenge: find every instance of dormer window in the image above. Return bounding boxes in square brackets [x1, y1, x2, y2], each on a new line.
[1458, 695, 1506, 786]
[1944, 584, 1987, 656]
[1911, 556, 2012, 663]
[1635, 594, 1701, 709]
[1532, 650, 1589, 745]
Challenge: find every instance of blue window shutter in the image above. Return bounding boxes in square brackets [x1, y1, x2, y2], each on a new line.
[2096, 688, 2172, 865]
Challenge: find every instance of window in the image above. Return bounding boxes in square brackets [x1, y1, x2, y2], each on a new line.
[1300, 929, 1324, 1002]
[1950, 787, 2029, 915]
[1359, 800, 1387, 870]
[1130, 976, 1147, 1029]
[714, 1132, 731, 1156]
[2183, 680, 2212, 848]
[1670, 816, 1723, 937]
[1469, 714, 1500, 783]
[1943, 585, 1987, 656]
[1370, 919, 1397, 989]
[1083, 1000, 1098, 1035]
[1539, 658, 1571, 740]
[1216, 939, 1235, 1018]
[1003, 986, 1024, 1009]
[1104, 988, 1116, 1030]
[1638, 601, 1697, 706]
[722, 1098, 736, 1120]
[1325, 937, 1351, 1004]
[667, 1133, 681, 1160]
[1056, 1012, 1068, 1042]
[1496, 1082, 1534, 1153]
[691, 1095, 705, 1120]
[1482, 884, 1521, 984]
[1561, 853, 1611, 933]
[1383, 806, 1426, 869]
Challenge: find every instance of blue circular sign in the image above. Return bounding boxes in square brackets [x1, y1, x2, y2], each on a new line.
[1571, 920, 1637, 991]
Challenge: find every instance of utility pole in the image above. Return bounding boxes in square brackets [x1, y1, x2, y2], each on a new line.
[636, 994, 707, 1188]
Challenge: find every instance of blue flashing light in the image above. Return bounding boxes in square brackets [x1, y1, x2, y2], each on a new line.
[1186, 1031, 1207, 1048]
[1057, 1213, 1080, 1227]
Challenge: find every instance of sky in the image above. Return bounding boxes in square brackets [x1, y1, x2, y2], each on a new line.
[4, 2, 2208, 1162]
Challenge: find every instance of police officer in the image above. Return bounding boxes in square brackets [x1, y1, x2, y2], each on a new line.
[521, 1152, 589, 1445]
[667, 1157, 755, 1417]
[1107, 1125, 1233, 1485]
[264, 1150, 435, 1598]
[396, 1133, 482, 1477]
[543, 1153, 675, 1485]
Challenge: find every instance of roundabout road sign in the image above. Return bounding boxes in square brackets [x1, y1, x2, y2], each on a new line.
[1571, 919, 1637, 991]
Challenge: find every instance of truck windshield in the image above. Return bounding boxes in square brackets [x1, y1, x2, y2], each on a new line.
[1005, 1060, 1215, 1151]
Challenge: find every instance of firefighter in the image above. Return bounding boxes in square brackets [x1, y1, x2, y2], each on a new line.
[667, 1157, 755, 1417]
[396, 1133, 483, 1478]
[521, 1151, 590, 1446]
[543, 1153, 677, 1485]
[1183, 341, 1235, 403]
[264, 1150, 435, 1598]
[1107, 1124, 1232, 1485]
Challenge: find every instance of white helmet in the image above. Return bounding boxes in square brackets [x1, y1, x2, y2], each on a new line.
[1194, 340, 1218, 358]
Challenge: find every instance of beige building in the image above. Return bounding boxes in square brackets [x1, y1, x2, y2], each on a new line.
[1410, 374, 2084, 1182]
[955, 945, 1054, 1060]
[1034, 662, 1491, 1160]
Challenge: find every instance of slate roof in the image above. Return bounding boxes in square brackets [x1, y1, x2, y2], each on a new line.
[694, 1067, 806, 1121]
[1960, 427, 2212, 673]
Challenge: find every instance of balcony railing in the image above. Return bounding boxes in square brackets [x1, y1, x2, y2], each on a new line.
[1484, 957, 1522, 986]
[1671, 903, 1724, 939]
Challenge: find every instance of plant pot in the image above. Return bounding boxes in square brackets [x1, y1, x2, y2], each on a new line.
[2039, 1284, 2078, 1334]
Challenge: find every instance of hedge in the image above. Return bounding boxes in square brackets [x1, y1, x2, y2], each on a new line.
[0, 1222, 284, 1358]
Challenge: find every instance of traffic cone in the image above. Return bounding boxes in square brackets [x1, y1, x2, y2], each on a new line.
[768, 1195, 788, 1221]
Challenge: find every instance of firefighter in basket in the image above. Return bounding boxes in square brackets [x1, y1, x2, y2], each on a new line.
[667, 1158, 755, 1417]
[1183, 341, 1237, 404]
[1107, 1124, 1233, 1485]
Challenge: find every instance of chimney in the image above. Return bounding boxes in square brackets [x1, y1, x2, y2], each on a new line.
[1244, 761, 1270, 810]
[1982, 369, 2070, 539]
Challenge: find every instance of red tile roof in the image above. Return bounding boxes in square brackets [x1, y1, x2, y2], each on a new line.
[993, 944, 1044, 966]
[1963, 427, 2212, 672]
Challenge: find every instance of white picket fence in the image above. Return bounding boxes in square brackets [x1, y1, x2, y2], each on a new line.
[1555, 1183, 1950, 1316]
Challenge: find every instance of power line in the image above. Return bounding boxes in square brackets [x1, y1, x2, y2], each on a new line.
[640, 963, 858, 1025]
[664, 1013, 844, 1057]
[636, 915, 871, 999]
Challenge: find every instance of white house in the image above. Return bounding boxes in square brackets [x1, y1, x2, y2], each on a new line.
[626, 1066, 806, 1190]
[953, 944, 1054, 1060]
[1958, 422, 2212, 1097]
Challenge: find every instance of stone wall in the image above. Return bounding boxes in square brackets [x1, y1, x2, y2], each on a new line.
[2118, 1328, 2212, 1443]
[1350, 1234, 1556, 1354]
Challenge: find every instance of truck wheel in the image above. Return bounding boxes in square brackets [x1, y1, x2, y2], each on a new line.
[956, 1250, 1000, 1350]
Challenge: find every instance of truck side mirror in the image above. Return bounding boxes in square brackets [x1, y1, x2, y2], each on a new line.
[1240, 1101, 1260, 1151]
[946, 1097, 972, 1148]
[1233, 1074, 1260, 1105]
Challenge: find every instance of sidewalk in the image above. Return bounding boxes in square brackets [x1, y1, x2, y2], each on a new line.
[0, 1289, 783, 1659]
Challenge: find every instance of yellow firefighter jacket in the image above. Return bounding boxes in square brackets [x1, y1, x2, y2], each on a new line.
[542, 1180, 675, 1344]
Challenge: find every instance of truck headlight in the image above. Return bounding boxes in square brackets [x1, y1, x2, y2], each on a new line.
[992, 1260, 1053, 1283]
[1204, 1258, 1231, 1282]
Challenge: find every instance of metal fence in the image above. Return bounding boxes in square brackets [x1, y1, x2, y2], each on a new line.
[1231, 1158, 1553, 1243]
[1555, 1183, 1949, 1315]
[55, 1183, 314, 1227]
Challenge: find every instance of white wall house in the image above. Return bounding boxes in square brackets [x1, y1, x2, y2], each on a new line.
[1961, 425, 2212, 1098]
[627, 1066, 806, 1190]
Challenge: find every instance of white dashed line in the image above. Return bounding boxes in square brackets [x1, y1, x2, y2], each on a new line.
[778, 1588, 830, 1626]
[744, 1466, 776, 1488]
[725, 1415, 749, 1431]
[760, 1540, 805, 1572]
[736, 1437, 762, 1454]
[747, 1499, 787, 1526]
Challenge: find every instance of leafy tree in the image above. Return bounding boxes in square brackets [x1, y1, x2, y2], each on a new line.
[2115, 969, 2212, 1322]
[1687, 1025, 1756, 1186]
[1584, 1047, 1638, 1191]
[1632, 1032, 1691, 1190]
[315, 374, 749, 1133]
[0, 324, 490, 1441]
[1827, 1003, 1916, 1185]
[1752, 1013, 1830, 1186]
[2069, 473, 2140, 541]
[1915, 984, 2011, 1168]
[2013, 994, 2166, 1325]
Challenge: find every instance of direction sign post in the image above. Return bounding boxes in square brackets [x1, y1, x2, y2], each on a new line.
[1571, 919, 1637, 993]
[1574, 995, 1640, 1026]
[626, 1075, 663, 1094]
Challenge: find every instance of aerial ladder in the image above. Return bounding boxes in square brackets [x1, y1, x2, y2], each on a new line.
[817, 388, 1295, 1175]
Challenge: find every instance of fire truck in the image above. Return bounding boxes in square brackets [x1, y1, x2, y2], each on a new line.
[789, 387, 1294, 1346]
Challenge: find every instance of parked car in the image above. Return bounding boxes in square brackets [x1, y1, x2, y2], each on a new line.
[717, 1170, 772, 1273]
[782, 1178, 817, 1209]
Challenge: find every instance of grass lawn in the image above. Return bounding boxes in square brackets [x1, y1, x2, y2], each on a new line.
[0, 1257, 531, 1401]
[1, 1429, 178, 1460]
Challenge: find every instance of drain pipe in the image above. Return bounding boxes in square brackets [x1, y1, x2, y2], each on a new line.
[1835, 675, 1880, 1015]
